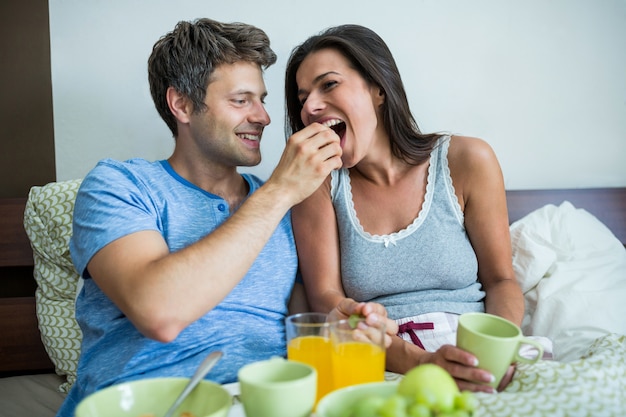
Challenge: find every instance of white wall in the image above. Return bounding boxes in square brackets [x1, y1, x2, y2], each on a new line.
[49, 0, 626, 189]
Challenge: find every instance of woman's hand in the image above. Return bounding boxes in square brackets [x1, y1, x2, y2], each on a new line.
[328, 298, 399, 347]
[418, 345, 501, 394]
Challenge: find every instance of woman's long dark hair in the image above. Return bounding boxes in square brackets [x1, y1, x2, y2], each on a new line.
[285, 24, 443, 165]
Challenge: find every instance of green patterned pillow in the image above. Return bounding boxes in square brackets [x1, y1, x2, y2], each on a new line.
[24, 179, 83, 393]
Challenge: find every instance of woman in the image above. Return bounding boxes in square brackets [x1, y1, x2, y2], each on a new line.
[285, 24, 524, 393]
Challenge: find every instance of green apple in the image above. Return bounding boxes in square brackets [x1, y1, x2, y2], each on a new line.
[398, 364, 459, 413]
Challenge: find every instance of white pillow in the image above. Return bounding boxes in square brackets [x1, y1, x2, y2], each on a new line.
[510, 201, 626, 362]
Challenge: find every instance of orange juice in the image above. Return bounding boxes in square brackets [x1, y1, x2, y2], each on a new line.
[287, 335, 333, 402]
[331, 341, 385, 389]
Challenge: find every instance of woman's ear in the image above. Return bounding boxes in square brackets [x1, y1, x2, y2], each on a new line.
[166, 86, 192, 124]
[373, 86, 385, 107]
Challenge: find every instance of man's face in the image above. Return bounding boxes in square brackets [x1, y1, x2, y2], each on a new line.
[188, 61, 271, 169]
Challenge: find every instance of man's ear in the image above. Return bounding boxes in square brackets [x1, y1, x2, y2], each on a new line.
[166, 86, 192, 124]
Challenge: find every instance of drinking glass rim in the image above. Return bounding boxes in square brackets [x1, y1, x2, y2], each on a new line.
[286, 312, 331, 326]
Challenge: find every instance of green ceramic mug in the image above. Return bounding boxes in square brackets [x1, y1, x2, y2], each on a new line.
[457, 312, 544, 388]
[238, 357, 317, 417]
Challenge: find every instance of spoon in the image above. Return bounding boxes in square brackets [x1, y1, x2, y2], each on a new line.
[163, 351, 223, 417]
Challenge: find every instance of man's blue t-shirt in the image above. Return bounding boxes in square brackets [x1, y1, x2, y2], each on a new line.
[57, 158, 297, 417]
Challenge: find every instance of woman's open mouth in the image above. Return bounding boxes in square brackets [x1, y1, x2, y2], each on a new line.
[330, 121, 346, 139]
[322, 119, 346, 142]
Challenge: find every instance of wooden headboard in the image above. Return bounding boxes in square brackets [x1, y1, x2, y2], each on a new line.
[506, 187, 626, 246]
[0, 197, 54, 376]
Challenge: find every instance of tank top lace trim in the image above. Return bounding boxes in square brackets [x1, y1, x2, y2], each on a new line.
[331, 135, 464, 247]
[440, 139, 465, 227]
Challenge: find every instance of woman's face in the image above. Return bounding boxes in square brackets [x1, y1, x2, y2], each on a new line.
[295, 48, 386, 168]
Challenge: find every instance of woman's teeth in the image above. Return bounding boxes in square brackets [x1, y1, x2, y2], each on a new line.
[322, 119, 343, 128]
[321, 119, 346, 136]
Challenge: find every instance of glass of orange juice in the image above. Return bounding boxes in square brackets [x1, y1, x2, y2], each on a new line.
[285, 312, 333, 403]
[329, 317, 386, 390]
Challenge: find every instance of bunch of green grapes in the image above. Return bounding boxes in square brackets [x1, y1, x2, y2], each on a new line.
[348, 364, 478, 417]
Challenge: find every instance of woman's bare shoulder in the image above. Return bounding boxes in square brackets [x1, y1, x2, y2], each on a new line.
[448, 135, 498, 167]
[447, 135, 503, 200]
[448, 135, 493, 154]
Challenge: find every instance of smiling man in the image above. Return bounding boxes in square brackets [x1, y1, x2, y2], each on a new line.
[55, 18, 345, 417]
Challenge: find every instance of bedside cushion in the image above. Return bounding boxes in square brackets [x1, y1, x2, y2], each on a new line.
[24, 179, 83, 393]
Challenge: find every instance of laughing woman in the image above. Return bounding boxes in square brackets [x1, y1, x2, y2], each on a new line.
[285, 24, 525, 393]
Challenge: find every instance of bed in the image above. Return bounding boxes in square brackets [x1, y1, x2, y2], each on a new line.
[479, 188, 626, 416]
[0, 183, 624, 416]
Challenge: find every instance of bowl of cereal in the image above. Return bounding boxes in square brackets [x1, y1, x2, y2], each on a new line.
[75, 377, 232, 417]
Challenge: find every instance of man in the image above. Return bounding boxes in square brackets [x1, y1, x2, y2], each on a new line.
[55, 18, 345, 416]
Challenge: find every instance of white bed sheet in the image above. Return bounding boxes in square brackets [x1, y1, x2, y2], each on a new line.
[510, 201, 626, 361]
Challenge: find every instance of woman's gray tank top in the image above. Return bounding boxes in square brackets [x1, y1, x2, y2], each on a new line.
[331, 136, 485, 320]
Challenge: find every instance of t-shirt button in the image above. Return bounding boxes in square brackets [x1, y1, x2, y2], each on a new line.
[218, 204, 226, 212]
